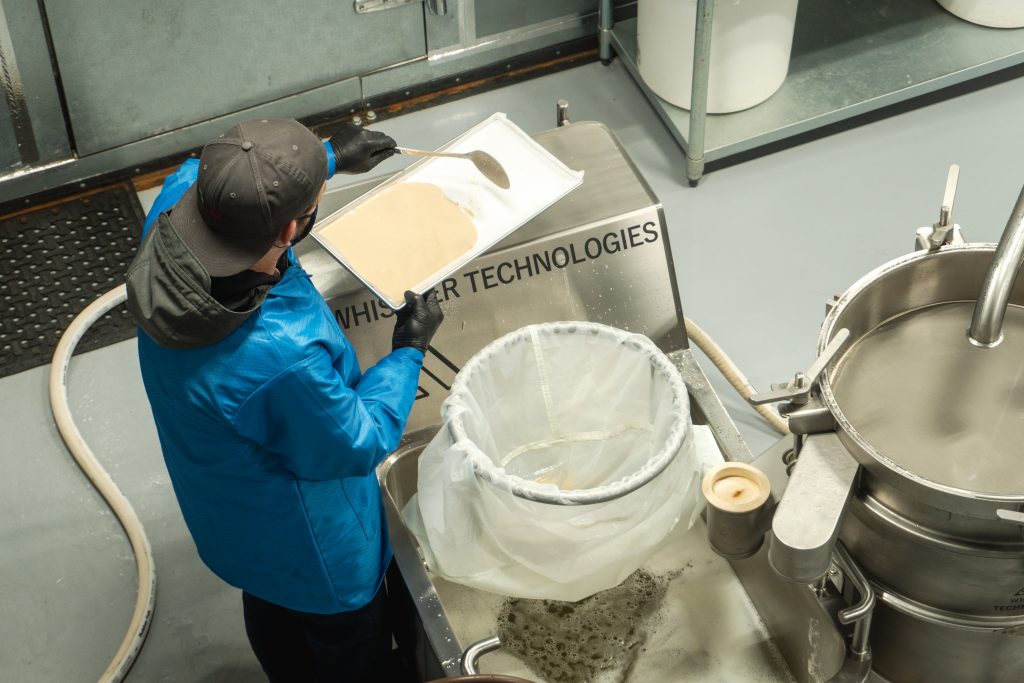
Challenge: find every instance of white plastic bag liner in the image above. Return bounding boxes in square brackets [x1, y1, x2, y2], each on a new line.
[404, 322, 723, 601]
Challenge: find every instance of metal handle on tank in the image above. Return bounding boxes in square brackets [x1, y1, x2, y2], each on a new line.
[834, 542, 875, 627]
[814, 542, 876, 682]
[748, 329, 850, 409]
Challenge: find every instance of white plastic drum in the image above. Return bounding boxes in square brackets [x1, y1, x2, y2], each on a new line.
[935, 0, 1024, 28]
[637, 0, 799, 113]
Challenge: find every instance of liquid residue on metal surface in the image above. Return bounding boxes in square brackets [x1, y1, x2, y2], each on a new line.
[496, 569, 675, 683]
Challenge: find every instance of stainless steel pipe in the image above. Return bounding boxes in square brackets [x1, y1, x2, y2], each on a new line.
[968, 183, 1024, 347]
[598, 0, 614, 63]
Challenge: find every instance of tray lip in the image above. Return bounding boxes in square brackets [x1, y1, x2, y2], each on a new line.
[310, 112, 584, 310]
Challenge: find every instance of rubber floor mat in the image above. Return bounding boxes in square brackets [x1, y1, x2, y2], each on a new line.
[0, 184, 144, 379]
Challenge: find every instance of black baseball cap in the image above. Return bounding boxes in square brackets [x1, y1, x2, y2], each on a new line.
[169, 118, 327, 277]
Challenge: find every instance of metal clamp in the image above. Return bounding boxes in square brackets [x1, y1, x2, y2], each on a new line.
[916, 165, 966, 252]
[749, 329, 850, 408]
[784, 398, 836, 436]
[557, 100, 571, 128]
[461, 635, 502, 675]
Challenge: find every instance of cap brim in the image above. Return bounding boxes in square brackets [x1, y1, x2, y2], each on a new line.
[168, 185, 277, 277]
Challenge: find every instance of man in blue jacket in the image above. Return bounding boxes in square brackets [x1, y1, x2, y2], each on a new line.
[126, 118, 442, 681]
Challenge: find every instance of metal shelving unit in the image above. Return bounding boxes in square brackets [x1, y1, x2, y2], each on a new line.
[599, 0, 1024, 185]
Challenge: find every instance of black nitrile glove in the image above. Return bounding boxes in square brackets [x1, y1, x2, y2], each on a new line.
[392, 290, 444, 353]
[328, 122, 396, 174]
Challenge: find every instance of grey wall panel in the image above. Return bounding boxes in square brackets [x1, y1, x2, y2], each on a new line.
[42, 1, 426, 156]
[364, 14, 597, 101]
[0, 84, 18, 172]
[0, 0, 71, 171]
[0, 75, 361, 205]
[426, 0, 462, 52]
[424, 0, 633, 60]
[475, 0, 596, 39]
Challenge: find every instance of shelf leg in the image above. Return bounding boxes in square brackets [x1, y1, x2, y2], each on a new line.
[599, 0, 614, 65]
[687, 0, 715, 186]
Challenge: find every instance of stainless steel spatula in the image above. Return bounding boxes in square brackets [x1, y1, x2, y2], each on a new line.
[395, 147, 511, 190]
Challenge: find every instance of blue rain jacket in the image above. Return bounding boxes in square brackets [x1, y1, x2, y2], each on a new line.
[129, 147, 423, 613]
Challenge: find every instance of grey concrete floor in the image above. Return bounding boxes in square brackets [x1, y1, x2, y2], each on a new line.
[3, 56, 1024, 682]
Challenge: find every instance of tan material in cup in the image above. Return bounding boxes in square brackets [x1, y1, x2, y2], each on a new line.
[702, 462, 772, 559]
[703, 463, 771, 512]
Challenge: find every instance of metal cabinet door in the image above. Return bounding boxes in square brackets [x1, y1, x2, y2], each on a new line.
[42, 0, 426, 156]
[424, 0, 602, 55]
[473, 0, 599, 39]
[0, 0, 71, 174]
[366, 0, 618, 100]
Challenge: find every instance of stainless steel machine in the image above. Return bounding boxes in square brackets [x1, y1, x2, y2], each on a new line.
[294, 113, 1010, 682]
[743, 168, 1024, 683]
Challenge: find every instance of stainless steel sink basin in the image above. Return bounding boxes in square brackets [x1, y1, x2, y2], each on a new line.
[381, 434, 429, 515]
[376, 350, 810, 682]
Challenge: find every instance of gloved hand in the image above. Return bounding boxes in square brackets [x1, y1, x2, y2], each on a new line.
[392, 290, 444, 353]
[328, 122, 396, 174]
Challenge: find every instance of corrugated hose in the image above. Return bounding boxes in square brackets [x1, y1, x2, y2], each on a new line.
[684, 317, 790, 435]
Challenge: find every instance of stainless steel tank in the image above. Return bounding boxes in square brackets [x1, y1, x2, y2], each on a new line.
[757, 173, 1024, 682]
[821, 246, 1024, 614]
[822, 246, 1024, 682]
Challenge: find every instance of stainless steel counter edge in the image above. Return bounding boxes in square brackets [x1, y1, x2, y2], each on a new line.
[669, 348, 753, 464]
[380, 439, 466, 675]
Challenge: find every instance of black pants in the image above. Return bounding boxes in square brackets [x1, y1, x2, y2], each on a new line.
[242, 562, 414, 683]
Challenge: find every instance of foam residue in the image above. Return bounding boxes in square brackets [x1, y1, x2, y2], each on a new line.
[496, 569, 674, 683]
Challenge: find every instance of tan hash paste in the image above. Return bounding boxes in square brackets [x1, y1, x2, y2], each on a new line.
[317, 182, 477, 303]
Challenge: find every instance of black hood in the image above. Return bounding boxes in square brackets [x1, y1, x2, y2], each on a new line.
[125, 214, 273, 349]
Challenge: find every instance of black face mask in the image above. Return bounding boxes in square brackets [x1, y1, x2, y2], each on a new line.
[290, 204, 319, 246]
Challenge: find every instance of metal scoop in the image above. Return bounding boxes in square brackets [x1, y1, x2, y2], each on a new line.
[395, 146, 511, 190]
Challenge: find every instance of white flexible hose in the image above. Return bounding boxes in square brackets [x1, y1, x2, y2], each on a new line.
[684, 317, 790, 435]
[48, 284, 156, 683]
